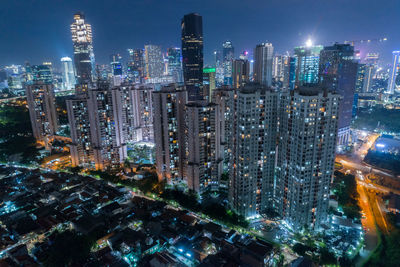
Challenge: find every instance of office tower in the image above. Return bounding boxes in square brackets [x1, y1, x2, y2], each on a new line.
[387, 51, 400, 94]
[276, 87, 339, 230]
[5, 65, 23, 95]
[71, 12, 95, 85]
[144, 45, 164, 80]
[31, 64, 53, 84]
[229, 84, 278, 218]
[239, 51, 249, 60]
[232, 59, 250, 89]
[273, 54, 290, 86]
[26, 82, 58, 150]
[88, 81, 127, 170]
[222, 41, 234, 86]
[67, 97, 95, 168]
[203, 67, 216, 101]
[365, 53, 379, 65]
[212, 88, 235, 173]
[253, 43, 274, 87]
[127, 48, 145, 82]
[319, 44, 358, 147]
[214, 50, 224, 86]
[186, 101, 223, 193]
[153, 85, 187, 181]
[181, 13, 204, 101]
[110, 54, 123, 86]
[167, 47, 183, 83]
[61, 57, 76, 91]
[288, 57, 297, 90]
[355, 64, 366, 93]
[294, 44, 323, 86]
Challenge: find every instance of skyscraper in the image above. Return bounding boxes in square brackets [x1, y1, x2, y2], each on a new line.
[31, 64, 53, 84]
[276, 87, 339, 230]
[294, 44, 323, 86]
[222, 41, 234, 86]
[61, 57, 76, 91]
[232, 59, 250, 89]
[253, 43, 274, 87]
[167, 47, 183, 83]
[387, 51, 400, 94]
[144, 45, 164, 80]
[203, 67, 216, 101]
[26, 81, 58, 150]
[153, 85, 187, 182]
[229, 84, 278, 218]
[71, 12, 95, 85]
[127, 48, 145, 82]
[181, 13, 203, 101]
[319, 43, 358, 147]
[110, 54, 123, 86]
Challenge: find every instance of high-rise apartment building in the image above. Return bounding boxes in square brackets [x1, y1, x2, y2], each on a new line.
[71, 12, 95, 85]
[181, 13, 203, 101]
[26, 81, 58, 149]
[387, 51, 400, 94]
[276, 87, 339, 230]
[186, 101, 223, 193]
[229, 84, 278, 218]
[232, 59, 250, 89]
[222, 41, 234, 86]
[319, 43, 358, 147]
[253, 43, 274, 87]
[144, 45, 164, 80]
[167, 47, 183, 83]
[153, 85, 187, 182]
[61, 57, 76, 91]
[294, 44, 323, 86]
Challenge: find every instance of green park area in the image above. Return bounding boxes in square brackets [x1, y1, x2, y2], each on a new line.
[332, 171, 361, 221]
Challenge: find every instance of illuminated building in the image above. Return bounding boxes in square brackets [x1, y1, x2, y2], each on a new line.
[131, 84, 154, 142]
[144, 45, 164, 80]
[167, 47, 183, 83]
[355, 64, 366, 93]
[203, 67, 216, 101]
[26, 81, 58, 150]
[61, 57, 76, 91]
[387, 51, 400, 94]
[232, 59, 250, 89]
[294, 44, 323, 86]
[186, 101, 223, 193]
[110, 54, 123, 86]
[71, 12, 95, 85]
[272, 54, 290, 87]
[253, 43, 274, 87]
[222, 41, 234, 86]
[363, 64, 375, 93]
[319, 43, 358, 147]
[181, 13, 203, 101]
[153, 84, 187, 181]
[31, 63, 53, 84]
[276, 87, 339, 230]
[127, 48, 145, 82]
[229, 84, 278, 218]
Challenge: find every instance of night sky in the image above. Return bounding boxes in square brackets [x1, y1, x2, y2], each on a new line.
[1, 0, 399, 67]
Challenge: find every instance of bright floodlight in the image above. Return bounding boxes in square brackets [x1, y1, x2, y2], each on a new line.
[306, 39, 313, 47]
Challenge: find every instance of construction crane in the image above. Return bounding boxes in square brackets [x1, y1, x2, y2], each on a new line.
[344, 37, 387, 46]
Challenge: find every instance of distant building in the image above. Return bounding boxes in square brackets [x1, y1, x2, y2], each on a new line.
[319, 43, 358, 147]
[110, 54, 123, 86]
[232, 59, 250, 89]
[127, 48, 145, 82]
[71, 12, 95, 85]
[222, 41, 234, 86]
[167, 47, 183, 83]
[387, 51, 400, 94]
[181, 13, 203, 101]
[153, 85, 187, 182]
[253, 43, 274, 87]
[61, 57, 76, 91]
[276, 87, 339, 230]
[203, 67, 216, 101]
[294, 44, 323, 86]
[144, 45, 164, 80]
[26, 82, 58, 150]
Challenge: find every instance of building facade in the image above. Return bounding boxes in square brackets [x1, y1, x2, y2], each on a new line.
[253, 43, 274, 87]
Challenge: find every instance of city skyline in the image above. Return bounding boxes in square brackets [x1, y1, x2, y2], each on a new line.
[0, 0, 398, 66]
